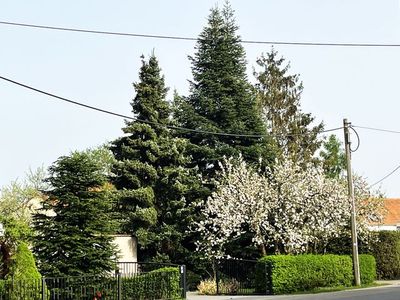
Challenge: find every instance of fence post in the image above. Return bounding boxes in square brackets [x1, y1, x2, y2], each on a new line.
[180, 265, 187, 299]
[41, 277, 46, 300]
[116, 271, 122, 300]
[215, 260, 220, 295]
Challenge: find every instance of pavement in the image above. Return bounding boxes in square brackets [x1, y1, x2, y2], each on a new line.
[186, 280, 400, 300]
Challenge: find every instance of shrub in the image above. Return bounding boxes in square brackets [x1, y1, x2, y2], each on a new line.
[9, 242, 41, 281]
[370, 231, 400, 279]
[0, 242, 43, 300]
[359, 254, 376, 284]
[122, 267, 181, 300]
[197, 279, 216, 295]
[197, 278, 239, 295]
[255, 254, 376, 294]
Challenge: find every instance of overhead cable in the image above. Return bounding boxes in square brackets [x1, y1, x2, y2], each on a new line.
[353, 125, 400, 134]
[370, 164, 400, 187]
[0, 75, 342, 138]
[1, 21, 400, 48]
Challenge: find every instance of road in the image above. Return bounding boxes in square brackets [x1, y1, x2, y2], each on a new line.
[188, 285, 400, 300]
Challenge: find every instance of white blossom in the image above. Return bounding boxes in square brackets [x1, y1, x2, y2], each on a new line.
[194, 155, 383, 258]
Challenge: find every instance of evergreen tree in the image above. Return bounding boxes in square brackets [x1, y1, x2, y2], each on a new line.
[254, 49, 324, 163]
[33, 151, 117, 277]
[111, 55, 199, 263]
[319, 134, 346, 178]
[174, 3, 275, 180]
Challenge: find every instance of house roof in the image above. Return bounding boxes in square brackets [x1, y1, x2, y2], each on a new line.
[382, 198, 400, 225]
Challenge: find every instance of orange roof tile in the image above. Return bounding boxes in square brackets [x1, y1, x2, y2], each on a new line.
[382, 198, 400, 225]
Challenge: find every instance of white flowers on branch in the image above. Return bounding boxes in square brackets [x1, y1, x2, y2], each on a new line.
[195, 155, 382, 258]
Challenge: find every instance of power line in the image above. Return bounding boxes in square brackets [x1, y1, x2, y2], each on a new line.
[0, 74, 342, 138]
[2, 20, 400, 48]
[370, 163, 400, 187]
[353, 125, 400, 134]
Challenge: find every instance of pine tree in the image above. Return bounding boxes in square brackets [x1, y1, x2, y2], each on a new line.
[319, 134, 346, 178]
[174, 3, 275, 179]
[33, 151, 117, 277]
[254, 49, 324, 163]
[110, 55, 199, 263]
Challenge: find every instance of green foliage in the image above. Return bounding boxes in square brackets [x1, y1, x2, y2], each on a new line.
[0, 242, 43, 300]
[9, 242, 40, 281]
[33, 149, 117, 277]
[173, 2, 275, 263]
[0, 167, 47, 225]
[0, 217, 32, 279]
[174, 3, 275, 179]
[0, 279, 43, 300]
[121, 267, 181, 300]
[255, 254, 376, 294]
[359, 254, 376, 284]
[254, 49, 323, 164]
[369, 231, 400, 279]
[319, 134, 346, 178]
[111, 54, 200, 264]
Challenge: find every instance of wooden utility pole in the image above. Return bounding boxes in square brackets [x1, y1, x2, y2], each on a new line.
[343, 118, 361, 286]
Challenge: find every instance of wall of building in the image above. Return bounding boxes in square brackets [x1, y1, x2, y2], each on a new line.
[112, 235, 137, 262]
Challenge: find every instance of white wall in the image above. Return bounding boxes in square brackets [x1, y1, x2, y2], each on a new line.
[112, 235, 137, 262]
[369, 225, 399, 231]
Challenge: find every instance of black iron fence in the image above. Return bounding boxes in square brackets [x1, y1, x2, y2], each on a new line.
[0, 263, 187, 300]
[214, 258, 259, 295]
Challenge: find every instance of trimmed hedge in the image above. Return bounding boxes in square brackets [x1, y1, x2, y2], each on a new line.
[122, 267, 181, 300]
[0, 279, 43, 300]
[0, 267, 181, 300]
[255, 254, 376, 294]
[359, 254, 376, 284]
[370, 231, 400, 279]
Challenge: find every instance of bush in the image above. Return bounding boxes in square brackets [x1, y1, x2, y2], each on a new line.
[197, 278, 216, 295]
[370, 231, 400, 279]
[0, 278, 44, 300]
[359, 254, 376, 284]
[0, 242, 44, 299]
[255, 254, 376, 294]
[197, 278, 239, 295]
[122, 267, 181, 300]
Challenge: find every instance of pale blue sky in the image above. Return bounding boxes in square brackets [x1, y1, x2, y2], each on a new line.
[1, 0, 400, 196]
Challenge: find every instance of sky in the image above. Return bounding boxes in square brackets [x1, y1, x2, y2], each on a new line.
[1, 0, 400, 197]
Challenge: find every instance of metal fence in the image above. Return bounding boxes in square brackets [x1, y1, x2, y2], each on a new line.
[0, 263, 187, 300]
[213, 258, 261, 295]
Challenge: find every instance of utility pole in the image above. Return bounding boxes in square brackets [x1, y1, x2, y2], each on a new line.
[343, 118, 361, 286]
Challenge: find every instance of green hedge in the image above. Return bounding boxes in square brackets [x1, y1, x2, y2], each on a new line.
[0, 279, 43, 300]
[0, 242, 44, 299]
[370, 231, 400, 279]
[0, 267, 181, 300]
[122, 267, 181, 300]
[359, 254, 376, 284]
[255, 254, 376, 294]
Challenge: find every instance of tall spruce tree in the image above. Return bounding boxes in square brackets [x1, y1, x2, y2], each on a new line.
[111, 55, 198, 262]
[175, 3, 275, 180]
[254, 49, 324, 163]
[33, 150, 117, 277]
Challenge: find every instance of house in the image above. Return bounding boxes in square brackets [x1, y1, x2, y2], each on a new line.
[369, 198, 400, 231]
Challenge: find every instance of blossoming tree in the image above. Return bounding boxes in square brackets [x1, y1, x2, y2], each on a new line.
[195, 155, 383, 258]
